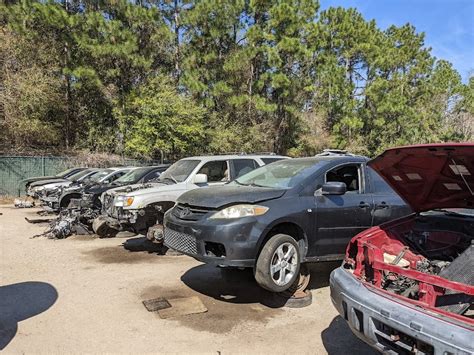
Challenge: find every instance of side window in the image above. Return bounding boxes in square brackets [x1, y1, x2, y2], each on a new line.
[232, 159, 258, 179]
[198, 160, 229, 183]
[325, 164, 361, 193]
[143, 170, 162, 182]
[368, 167, 394, 193]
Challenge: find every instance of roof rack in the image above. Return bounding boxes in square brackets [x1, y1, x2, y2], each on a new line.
[202, 152, 277, 156]
[316, 149, 356, 157]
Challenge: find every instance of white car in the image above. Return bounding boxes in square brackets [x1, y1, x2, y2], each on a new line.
[94, 155, 287, 236]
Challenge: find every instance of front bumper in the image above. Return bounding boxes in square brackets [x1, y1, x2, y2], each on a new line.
[330, 267, 473, 354]
[163, 211, 264, 268]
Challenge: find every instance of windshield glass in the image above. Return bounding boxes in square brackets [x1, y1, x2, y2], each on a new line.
[88, 169, 113, 182]
[57, 168, 78, 178]
[69, 169, 93, 182]
[115, 167, 149, 183]
[233, 158, 323, 189]
[158, 160, 199, 183]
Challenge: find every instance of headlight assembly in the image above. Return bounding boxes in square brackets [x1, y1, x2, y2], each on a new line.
[114, 195, 125, 207]
[209, 204, 269, 219]
[123, 196, 134, 207]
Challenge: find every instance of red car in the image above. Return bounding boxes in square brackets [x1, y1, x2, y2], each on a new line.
[330, 143, 473, 354]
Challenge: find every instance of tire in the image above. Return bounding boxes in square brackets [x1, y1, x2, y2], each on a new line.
[255, 234, 301, 293]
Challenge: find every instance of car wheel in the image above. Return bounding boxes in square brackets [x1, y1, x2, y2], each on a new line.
[255, 234, 301, 293]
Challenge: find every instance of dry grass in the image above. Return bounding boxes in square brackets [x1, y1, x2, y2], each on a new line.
[0, 195, 16, 204]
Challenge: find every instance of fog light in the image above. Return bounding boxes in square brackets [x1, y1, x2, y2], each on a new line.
[205, 242, 226, 257]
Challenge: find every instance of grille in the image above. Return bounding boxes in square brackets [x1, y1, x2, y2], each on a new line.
[164, 228, 198, 255]
[172, 203, 213, 221]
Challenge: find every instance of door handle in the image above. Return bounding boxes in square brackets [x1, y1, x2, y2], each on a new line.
[376, 202, 389, 209]
[359, 202, 370, 208]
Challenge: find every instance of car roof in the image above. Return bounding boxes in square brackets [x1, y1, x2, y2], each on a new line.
[180, 154, 289, 162]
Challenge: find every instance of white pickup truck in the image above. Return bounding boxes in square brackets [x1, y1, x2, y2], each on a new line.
[93, 154, 287, 237]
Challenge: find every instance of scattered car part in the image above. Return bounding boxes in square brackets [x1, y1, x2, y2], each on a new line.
[14, 199, 35, 208]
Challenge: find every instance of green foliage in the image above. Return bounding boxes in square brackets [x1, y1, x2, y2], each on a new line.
[0, 1, 472, 158]
[116, 76, 206, 159]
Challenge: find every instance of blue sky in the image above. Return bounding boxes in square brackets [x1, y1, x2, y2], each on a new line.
[320, 0, 474, 81]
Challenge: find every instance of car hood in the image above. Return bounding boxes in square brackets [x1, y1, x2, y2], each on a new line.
[105, 182, 176, 196]
[85, 182, 126, 195]
[368, 143, 474, 212]
[29, 178, 69, 188]
[178, 185, 287, 209]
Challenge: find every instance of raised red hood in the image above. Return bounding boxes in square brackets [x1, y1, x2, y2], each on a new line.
[368, 143, 474, 212]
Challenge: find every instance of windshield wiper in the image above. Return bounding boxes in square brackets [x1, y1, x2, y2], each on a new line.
[159, 176, 178, 184]
[249, 182, 270, 188]
[234, 180, 249, 186]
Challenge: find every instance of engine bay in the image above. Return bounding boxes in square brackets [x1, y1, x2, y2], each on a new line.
[345, 212, 474, 321]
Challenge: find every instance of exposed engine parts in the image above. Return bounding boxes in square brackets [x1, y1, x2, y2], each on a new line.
[32, 197, 98, 239]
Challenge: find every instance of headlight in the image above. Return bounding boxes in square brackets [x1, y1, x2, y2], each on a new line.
[33, 186, 45, 192]
[123, 196, 134, 207]
[114, 195, 125, 207]
[209, 204, 269, 219]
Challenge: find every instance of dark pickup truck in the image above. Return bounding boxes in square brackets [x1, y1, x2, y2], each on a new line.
[164, 152, 412, 292]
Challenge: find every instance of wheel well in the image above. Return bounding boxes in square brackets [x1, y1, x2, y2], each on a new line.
[146, 201, 175, 224]
[258, 222, 307, 258]
[60, 193, 81, 207]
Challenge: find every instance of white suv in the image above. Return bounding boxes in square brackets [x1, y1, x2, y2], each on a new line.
[93, 154, 287, 236]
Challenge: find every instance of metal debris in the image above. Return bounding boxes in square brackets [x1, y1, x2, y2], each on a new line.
[14, 199, 35, 208]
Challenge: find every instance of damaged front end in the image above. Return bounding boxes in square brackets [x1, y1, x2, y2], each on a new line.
[343, 212, 474, 324]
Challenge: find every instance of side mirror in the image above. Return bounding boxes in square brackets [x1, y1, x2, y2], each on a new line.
[321, 182, 347, 195]
[193, 173, 208, 184]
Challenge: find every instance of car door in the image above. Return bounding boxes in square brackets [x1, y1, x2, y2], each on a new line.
[196, 160, 230, 186]
[312, 163, 374, 257]
[367, 166, 412, 225]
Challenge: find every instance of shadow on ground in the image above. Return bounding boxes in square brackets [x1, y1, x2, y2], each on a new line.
[0, 281, 58, 350]
[322, 316, 378, 354]
[180, 261, 341, 308]
[122, 236, 168, 255]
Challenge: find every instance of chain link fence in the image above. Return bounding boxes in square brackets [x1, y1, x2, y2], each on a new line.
[0, 155, 159, 197]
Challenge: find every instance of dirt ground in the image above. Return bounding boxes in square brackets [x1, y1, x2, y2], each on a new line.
[0, 205, 377, 354]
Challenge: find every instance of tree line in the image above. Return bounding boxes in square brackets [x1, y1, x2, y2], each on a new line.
[0, 0, 472, 159]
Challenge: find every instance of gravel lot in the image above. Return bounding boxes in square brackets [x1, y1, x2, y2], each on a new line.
[0, 205, 376, 354]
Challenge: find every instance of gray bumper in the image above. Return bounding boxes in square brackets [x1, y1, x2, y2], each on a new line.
[330, 267, 473, 355]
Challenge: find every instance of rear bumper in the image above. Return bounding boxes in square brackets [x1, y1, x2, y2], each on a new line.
[330, 267, 473, 355]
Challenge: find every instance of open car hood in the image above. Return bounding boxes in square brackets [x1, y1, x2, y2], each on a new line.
[368, 143, 474, 212]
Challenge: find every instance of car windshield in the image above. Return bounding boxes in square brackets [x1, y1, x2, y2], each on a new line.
[88, 169, 113, 182]
[69, 169, 93, 182]
[158, 160, 199, 183]
[115, 167, 149, 183]
[233, 158, 323, 189]
[57, 168, 78, 178]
